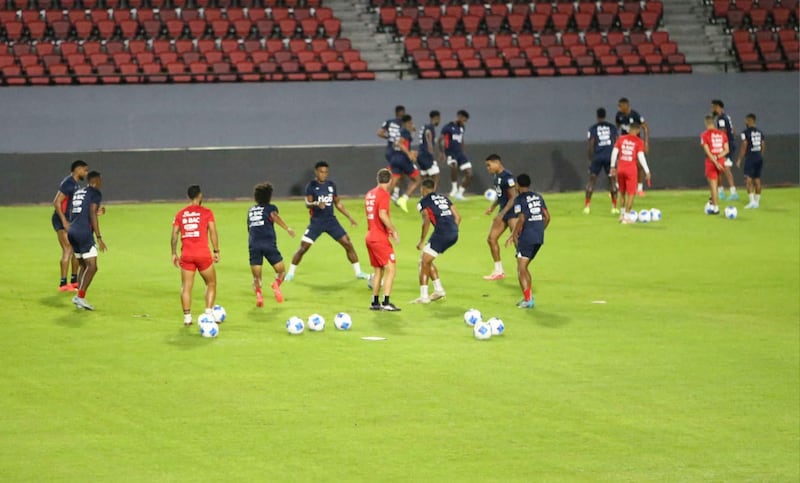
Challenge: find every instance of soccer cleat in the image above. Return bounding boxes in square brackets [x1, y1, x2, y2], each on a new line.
[58, 284, 73, 292]
[430, 291, 446, 301]
[611, 208, 620, 215]
[256, 291, 264, 308]
[582, 206, 591, 214]
[366, 274, 374, 290]
[637, 190, 646, 197]
[369, 302, 383, 311]
[68, 282, 79, 291]
[620, 219, 634, 225]
[729, 192, 740, 201]
[271, 281, 283, 303]
[381, 302, 401, 312]
[72, 296, 94, 311]
[718, 191, 727, 201]
[483, 272, 506, 281]
[183, 315, 193, 326]
[744, 202, 758, 209]
[396, 196, 409, 213]
[356, 272, 371, 280]
[453, 193, 467, 201]
[411, 296, 431, 304]
[517, 299, 535, 309]
[284, 272, 294, 282]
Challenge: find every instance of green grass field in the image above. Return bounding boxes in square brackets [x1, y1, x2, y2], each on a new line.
[1, 188, 798, 481]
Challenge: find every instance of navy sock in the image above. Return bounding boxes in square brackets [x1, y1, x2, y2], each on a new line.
[372, 296, 379, 305]
[60, 277, 67, 286]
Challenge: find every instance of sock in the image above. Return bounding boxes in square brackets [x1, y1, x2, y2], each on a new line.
[433, 279, 444, 292]
[585, 197, 591, 207]
[287, 264, 297, 275]
[755, 194, 761, 202]
[730, 186, 737, 193]
[60, 277, 67, 286]
[749, 193, 755, 202]
[382, 295, 390, 305]
[273, 278, 282, 287]
[457, 186, 465, 195]
[450, 184, 458, 194]
[372, 295, 379, 305]
[420, 285, 429, 298]
[352, 262, 362, 275]
[523, 287, 532, 302]
[78, 290, 86, 298]
[620, 208, 627, 216]
[184, 313, 192, 324]
[637, 183, 643, 191]
[494, 261, 503, 273]
[205, 307, 213, 315]
[255, 287, 262, 295]
[392, 187, 400, 196]
[718, 186, 724, 194]
[70, 274, 77, 284]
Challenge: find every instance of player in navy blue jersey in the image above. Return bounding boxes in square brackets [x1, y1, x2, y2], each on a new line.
[414, 179, 461, 304]
[390, 114, 422, 213]
[417, 110, 441, 186]
[52, 160, 89, 292]
[67, 171, 108, 311]
[736, 113, 766, 209]
[377, 105, 406, 200]
[438, 110, 472, 200]
[285, 161, 369, 281]
[584, 108, 620, 215]
[711, 99, 740, 201]
[483, 154, 518, 281]
[248, 182, 296, 307]
[506, 174, 550, 309]
[615, 98, 650, 196]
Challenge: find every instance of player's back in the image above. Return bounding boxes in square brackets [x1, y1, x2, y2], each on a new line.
[365, 187, 390, 240]
[702, 129, 727, 158]
[248, 204, 277, 244]
[394, 127, 412, 153]
[383, 118, 402, 144]
[614, 134, 644, 169]
[589, 121, 618, 158]
[515, 191, 547, 243]
[419, 192, 458, 234]
[743, 127, 765, 156]
[175, 204, 213, 253]
[69, 186, 100, 231]
[418, 123, 434, 154]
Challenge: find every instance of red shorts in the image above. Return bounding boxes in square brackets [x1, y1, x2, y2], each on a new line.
[705, 161, 722, 180]
[616, 169, 637, 195]
[365, 238, 395, 268]
[180, 254, 213, 272]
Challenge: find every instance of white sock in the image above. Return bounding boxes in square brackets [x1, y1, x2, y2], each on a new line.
[749, 193, 755, 202]
[638, 183, 644, 191]
[433, 279, 444, 292]
[494, 261, 503, 273]
[205, 307, 213, 315]
[730, 186, 737, 193]
[184, 313, 192, 324]
[401, 194, 408, 201]
[392, 187, 400, 196]
[718, 186, 724, 194]
[353, 262, 362, 275]
[420, 285, 429, 298]
[755, 194, 761, 202]
[457, 186, 465, 195]
[450, 183, 458, 194]
[288, 264, 297, 275]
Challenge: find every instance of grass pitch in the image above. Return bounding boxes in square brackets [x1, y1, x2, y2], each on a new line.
[1, 188, 798, 481]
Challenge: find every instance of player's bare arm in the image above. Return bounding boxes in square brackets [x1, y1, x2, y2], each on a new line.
[416, 213, 431, 250]
[378, 208, 398, 242]
[377, 127, 388, 139]
[609, 147, 619, 176]
[53, 191, 69, 228]
[587, 136, 595, 162]
[171, 225, 180, 267]
[761, 138, 766, 157]
[543, 208, 551, 229]
[436, 136, 445, 161]
[451, 204, 462, 226]
[271, 212, 296, 237]
[334, 195, 357, 227]
[209, 220, 220, 263]
[425, 130, 434, 157]
[637, 152, 652, 183]
[90, 202, 107, 252]
[736, 139, 749, 168]
[485, 199, 499, 215]
[505, 213, 525, 247]
[702, 143, 722, 171]
[642, 121, 650, 152]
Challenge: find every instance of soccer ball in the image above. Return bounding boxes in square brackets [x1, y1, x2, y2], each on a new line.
[286, 316, 305, 335]
[464, 308, 482, 326]
[198, 314, 219, 338]
[650, 208, 662, 221]
[704, 201, 717, 215]
[334, 312, 352, 330]
[724, 206, 738, 219]
[627, 210, 638, 223]
[212, 305, 226, 323]
[484, 188, 498, 202]
[638, 209, 651, 223]
[307, 313, 325, 331]
[487, 317, 505, 336]
[473, 320, 492, 340]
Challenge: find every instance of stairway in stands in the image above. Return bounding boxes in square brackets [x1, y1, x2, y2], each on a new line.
[661, 0, 734, 72]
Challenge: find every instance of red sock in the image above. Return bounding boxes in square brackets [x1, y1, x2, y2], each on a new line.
[275, 279, 282, 287]
[523, 288, 531, 302]
[255, 287, 262, 295]
[78, 290, 86, 298]
[585, 197, 591, 207]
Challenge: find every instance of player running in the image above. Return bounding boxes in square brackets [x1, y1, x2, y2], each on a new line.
[615, 98, 650, 196]
[377, 105, 406, 201]
[610, 123, 651, 224]
[67, 171, 108, 310]
[439, 110, 472, 200]
[285, 161, 369, 281]
[52, 160, 89, 292]
[711, 99, 739, 201]
[417, 110, 442, 186]
[389, 114, 422, 213]
[736, 113, 766, 209]
[248, 182, 296, 307]
[365, 169, 401, 311]
[700, 115, 730, 215]
[506, 174, 550, 309]
[171, 185, 220, 326]
[413, 179, 461, 304]
[584, 108, 620, 215]
[483, 154, 518, 281]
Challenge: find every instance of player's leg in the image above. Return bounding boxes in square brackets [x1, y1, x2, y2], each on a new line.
[56, 229, 74, 291]
[286, 224, 318, 281]
[251, 264, 264, 307]
[380, 260, 400, 311]
[707, 176, 720, 211]
[484, 217, 507, 280]
[723, 163, 738, 199]
[428, 257, 446, 300]
[198, 263, 217, 317]
[447, 157, 459, 196]
[414, 252, 434, 303]
[605, 162, 619, 213]
[334, 226, 368, 278]
[267, 250, 285, 303]
[179, 263, 196, 325]
[397, 169, 421, 213]
[455, 161, 473, 199]
[516, 255, 533, 307]
[754, 176, 762, 207]
[584, 173, 598, 214]
[370, 265, 384, 310]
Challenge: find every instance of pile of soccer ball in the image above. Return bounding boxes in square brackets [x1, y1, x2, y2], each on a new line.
[705, 202, 738, 219]
[198, 305, 226, 338]
[626, 208, 662, 224]
[286, 312, 352, 335]
[464, 308, 505, 341]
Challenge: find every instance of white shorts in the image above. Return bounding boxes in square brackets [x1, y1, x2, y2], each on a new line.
[446, 156, 472, 171]
[422, 244, 440, 258]
[420, 162, 440, 177]
[75, 245, 98, 259]
[724, 157, 733, 167]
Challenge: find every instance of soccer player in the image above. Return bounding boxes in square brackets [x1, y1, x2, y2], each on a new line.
[364, 168, 401, 311]
[414, 178, 461, 304]
[67, 171, 107, 310]
[248, 182, 296, 307]
[584, 108, 620, 215]
[505, 174, 550, 309]
[377, 105, 406, 200]
[711, 99, 739, 200]
[389, 114, 422, 213]
[700, 115, 730, 214]
[736, 113, 766, 209]
[285, 161, 369, 281]
[439, 110, 472, 200]
[417, 110, 441, 186]
[171, 185, 220, 326]
[483, 154, 518, 281]
[615, 98, 650, 196]
[610, 123, 651, 224]
[52, 160, 89, 291]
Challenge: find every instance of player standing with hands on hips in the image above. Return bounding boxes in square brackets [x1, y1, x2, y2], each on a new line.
[610, 123, 651, 224]
[68, 171, 108, 311]
[365, 169, 401, 312]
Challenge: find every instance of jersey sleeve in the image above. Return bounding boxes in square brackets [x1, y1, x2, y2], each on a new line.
[59, 178, 75, 196]
[540, 195, 548, 210]
[304, 182, 314, 198]
[267, 204, 278, 220]
[637, 113, 645, 123]
[506, 176, 516, 188]
[740, 132, 747, 141]
[587, 129, 592, 140]
[513, 197, 522, 215]
[93, 190, 103, 206]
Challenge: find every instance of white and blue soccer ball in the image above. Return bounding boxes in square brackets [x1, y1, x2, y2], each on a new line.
[198, 313, 219, 338]
[724, 206, 738, 219]
[649, 208, 662, 221]
[704, 201, 717, 215]
[286, 316, 305, 335]
[487, 317, 505, 336]
[638, 209, 651, 223]
[627, 210, 638, 223]
[484, 188, 498, 202]
[464, 308, 482, 327]
[212, 305, 226, 323]
[307, 313, 325, 332]
[473, 320, 492, 340]
[334, 312, 352, 330]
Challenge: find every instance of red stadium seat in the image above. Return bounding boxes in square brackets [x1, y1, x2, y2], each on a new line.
[622, 53, 647, 74]
[644, 53, 665, 73]
[600, 54, 624, 74]
[576, 55, 597, 75]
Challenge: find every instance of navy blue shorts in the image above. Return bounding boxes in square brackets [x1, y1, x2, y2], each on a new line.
[390, 154, 419, 177]
[425, 232, 458, 257]
[302, 218, 347, 244]
[589, 157, 611, 176]
[744, 156, 763, 179]
[249, 243, 283, 266]
[52, 211, 66, 231]
[417, 152, 434, 171]
[67, 228, 95, 255]
[502, 209, 517, 223]
[445, 151, 471, 169]
[516, 242, 542, 260]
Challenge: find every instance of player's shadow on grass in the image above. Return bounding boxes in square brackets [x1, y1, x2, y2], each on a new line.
[40, 294, 69, 309]
[165, 328, 211, 349]
[367, 312, 407, 335]
[54, 310, 88, 328]
[532, 310, 570, 328]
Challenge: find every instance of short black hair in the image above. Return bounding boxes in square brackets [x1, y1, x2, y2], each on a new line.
[421, 179, 436, 190]
[429, 110, 440, 118]
[746, 113, 757, 121]
[485, 154, 502, 162]
[187, 185, 202, 199]
[457, 110, 469, 119]
[87, 170, 101, 181]
[377, 168, 392, 184]
[516, 174, 531, 188]
[315, 161, 329, 170]
[401, 114, 412, 123]
[597, 107, 606, 118]
[618, 97, 629, 104]
[395, 105, 405, 116]
[711, 99, 724, 108]
[71, 160, 88, 172]
[254, 182, 273, 205]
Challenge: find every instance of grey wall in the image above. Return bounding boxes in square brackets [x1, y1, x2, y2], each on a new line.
[0, 72, 798, 153]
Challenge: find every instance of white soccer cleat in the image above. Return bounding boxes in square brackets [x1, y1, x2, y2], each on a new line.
[430, 291, 446, 301]
[284, 272, 294, 282]
[744, 202, 759, 209]
[411, 297, 431, 304]
[72, 296, 94, 311]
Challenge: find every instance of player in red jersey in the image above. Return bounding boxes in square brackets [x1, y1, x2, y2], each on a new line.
[364, 169, 401, 312]
[610, 123, 651, 224]
[171, 185, 220, 326]
[700, 115, 730, 214]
